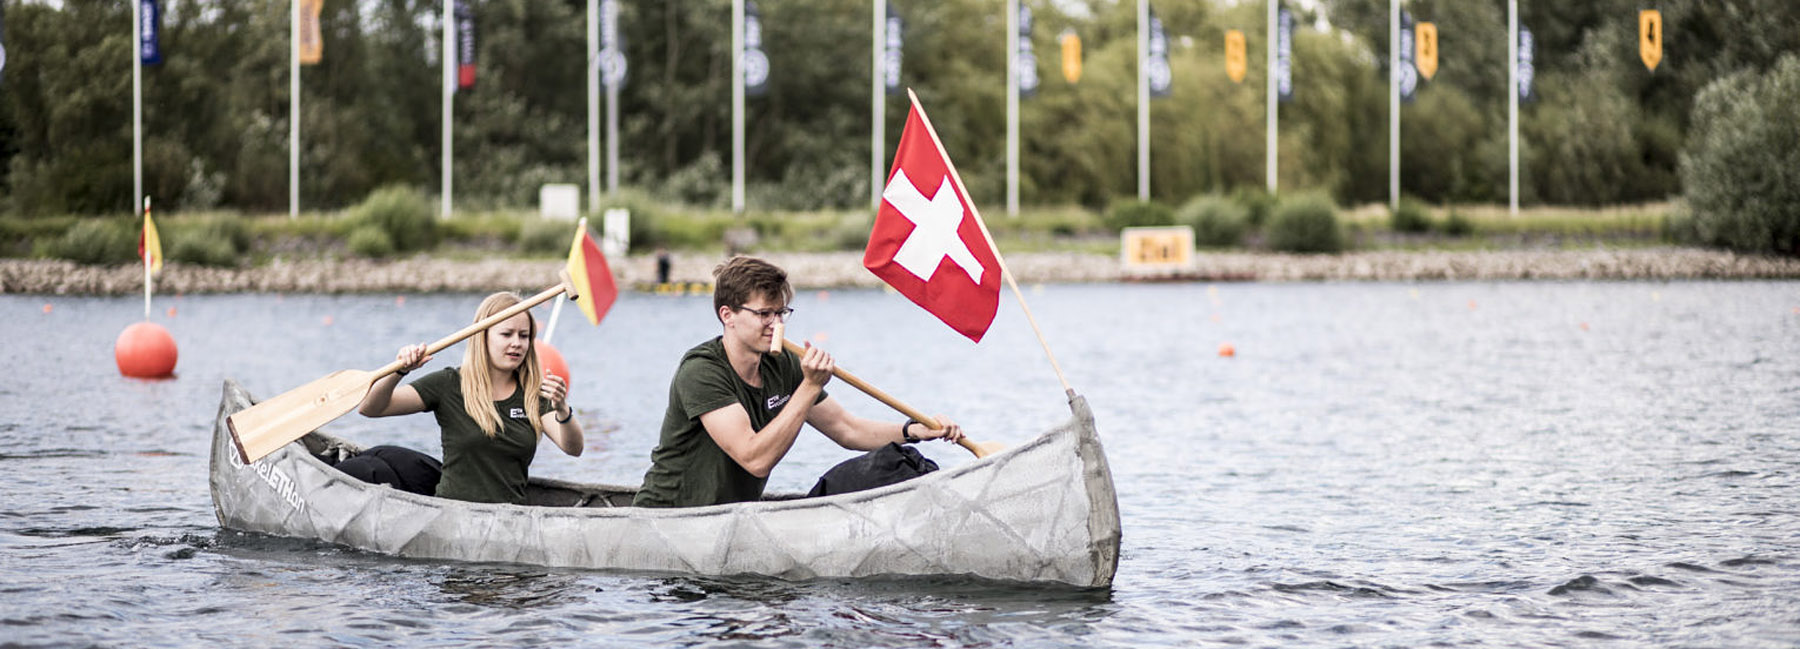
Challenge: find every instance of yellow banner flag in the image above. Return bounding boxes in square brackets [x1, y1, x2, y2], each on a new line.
[139, 211, 163, 274]
[299, 0, 324, 65]
[1225, 30, 1246, 83]
[1415, 22, 1438, 80]
[1639, 9, 1662, 71]
[1060, 28, 1082, 84]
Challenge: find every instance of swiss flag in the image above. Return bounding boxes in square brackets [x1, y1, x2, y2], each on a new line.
[863, 101, 1002, 342]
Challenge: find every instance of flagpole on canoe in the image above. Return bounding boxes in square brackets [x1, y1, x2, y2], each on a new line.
[903, 89, 1075, 397]
[543, 217, 588, 346]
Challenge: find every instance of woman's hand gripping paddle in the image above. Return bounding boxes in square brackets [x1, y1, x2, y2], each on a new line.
[226, 281, 573, 464]
[778, 339, 1004, 459]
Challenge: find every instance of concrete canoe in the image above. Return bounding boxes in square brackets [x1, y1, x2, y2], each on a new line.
[209, 379, 1121, 587]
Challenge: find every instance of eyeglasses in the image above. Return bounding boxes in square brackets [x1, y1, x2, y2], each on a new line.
[734, 305, 794, 321]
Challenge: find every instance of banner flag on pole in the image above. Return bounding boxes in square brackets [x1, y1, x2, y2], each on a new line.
[1415, 21, 1438, 80]
[139, 208, 163, 274]
[1639, 9, 1662, 71]
[1277, 4, 1293, 102]
[743, 1, 768, 96]
[455, 0, 476, 89]
[1146, 5, 1170, 98]
[884, 3, 903, 95]
[1, 2, 9, 85]
[1059, 28, 1081, 84]
[865, 98, 1002, 342]
[599, 0, 627, 88]
[1518, 25, 1535, 103]
[565, 221, 618, 325]
[299, 0, 324, 65]
[1398, 10, 1417, 103]
[1016, 4, 1038, 98]
[139, 0, 162, 65]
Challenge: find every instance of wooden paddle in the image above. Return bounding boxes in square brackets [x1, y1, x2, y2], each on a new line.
[227, 282, 572, 464]
[779, 339, 1003, 459]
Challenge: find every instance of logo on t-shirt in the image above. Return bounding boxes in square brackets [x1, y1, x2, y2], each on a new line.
[509, 407, 527, 419]
[765, 394, 791, 411]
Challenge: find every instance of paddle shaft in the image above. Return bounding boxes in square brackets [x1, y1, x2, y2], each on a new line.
[781, 339, 993, 458]
[375, 283, 569, 379]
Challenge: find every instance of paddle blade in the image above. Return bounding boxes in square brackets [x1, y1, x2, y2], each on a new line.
[227, 369, 376, 463]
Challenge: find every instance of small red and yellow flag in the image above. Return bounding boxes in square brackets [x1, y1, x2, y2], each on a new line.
[565, 223, 617, 325]
[138, 207, 163, 273]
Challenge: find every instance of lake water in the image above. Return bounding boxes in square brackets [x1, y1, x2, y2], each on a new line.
[3, 280, 1798, 647]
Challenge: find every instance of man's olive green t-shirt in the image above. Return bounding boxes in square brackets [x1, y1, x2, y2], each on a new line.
[633, 337, 825, 508]
[410, 367, 550, 505]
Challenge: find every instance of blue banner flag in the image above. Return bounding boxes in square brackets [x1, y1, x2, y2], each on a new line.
[1, 2, 8, 85]
[139, 0, 162, 65]
[1017, 3, 1038, 98]
[599, 0, 627, 88]
[1146, 4, 1170, 98]
[885, 3, 903, 95]
[1398, 10, 1417, 103]
[1518, 25, 1535, 103]
[1277, 4, 1293, 102]
[743, 1, 768, 96]
[455, 0, 476, 89]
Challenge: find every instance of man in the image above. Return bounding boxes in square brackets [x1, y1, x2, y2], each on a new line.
[634, 256, 965, 508]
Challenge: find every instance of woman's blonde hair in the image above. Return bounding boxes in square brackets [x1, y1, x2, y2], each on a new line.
[461, 292, 545, 438]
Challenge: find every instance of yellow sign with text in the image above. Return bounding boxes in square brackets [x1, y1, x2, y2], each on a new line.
[1415, 22, 1438, 80]
[1121, 226, 1194, 274]
[1640, 10, 1663, 71]
[1225, 30, 1247, 83]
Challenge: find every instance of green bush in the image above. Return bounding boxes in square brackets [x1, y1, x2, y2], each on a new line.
[167, 216, 252, 267]
[1265, 194, 1346, 253]
[347, 226, 396, 258]
[1230, 186, 1277, 227]
[349, 185, 437, 253]
[1439, 209, 1475, 237]
[1176, 195, 1249, 248]
[1390, 197, 1432, 234]
[1102, 200, 1174, 233]
[1681, 54, 1800, 256]
[42, 219, 138, 265]
[517, 218, 573, 255]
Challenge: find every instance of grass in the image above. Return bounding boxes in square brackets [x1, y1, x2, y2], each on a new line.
[2, 199, 1687, 264]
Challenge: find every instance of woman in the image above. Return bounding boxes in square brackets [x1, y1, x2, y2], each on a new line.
[357, 292, 584, 505]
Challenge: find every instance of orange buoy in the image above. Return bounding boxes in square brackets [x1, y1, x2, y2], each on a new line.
[537, 340, 572, 388]
[816, 290, 830, 302]
[115, 322, 178, 378]
[166, 306, 178, 318]
[1467, 300, 1479, 311]
[321, 315, 334, 326]
[1218, 342, 1236, 358]
[812, 331, 831, 344]
[395, 295, 407, 307]
[42, 303, 53, 314]
[1579, 322, 1590, 331]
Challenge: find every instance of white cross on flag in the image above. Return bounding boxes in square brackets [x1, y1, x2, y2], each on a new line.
[863, 100, 1002, 342]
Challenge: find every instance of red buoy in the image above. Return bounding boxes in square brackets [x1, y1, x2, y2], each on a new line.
[537, 340, 571, 389]
[116, 322, 178, 378]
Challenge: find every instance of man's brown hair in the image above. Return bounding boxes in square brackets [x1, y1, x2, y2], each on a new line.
[712, 256, 793, 321]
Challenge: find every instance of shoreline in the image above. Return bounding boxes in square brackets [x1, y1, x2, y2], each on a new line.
[4, 248, 1798, 295]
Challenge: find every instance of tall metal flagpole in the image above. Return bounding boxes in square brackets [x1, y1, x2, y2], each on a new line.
[731, 0, 745, 214]
[1266, 0, 1277, 192]
[1136, 0, 1148, 201]
[441, 0, 453, 220]
[605, 9, 619, 194]
[1005, 0, 1019, 216]
[1389, 0, 1400, 212]
[133, 0, 142, 220]
[871, 0, 885, 210]
[1508, 0, 1519, 217]
[588, 0, 600, 212]
[290, 0, 300, 220]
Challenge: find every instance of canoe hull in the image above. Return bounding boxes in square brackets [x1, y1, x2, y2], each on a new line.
[210, 379, 1120, 587]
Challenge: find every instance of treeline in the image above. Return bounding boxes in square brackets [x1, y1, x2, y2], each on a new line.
[1, 0, 1797, 219]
